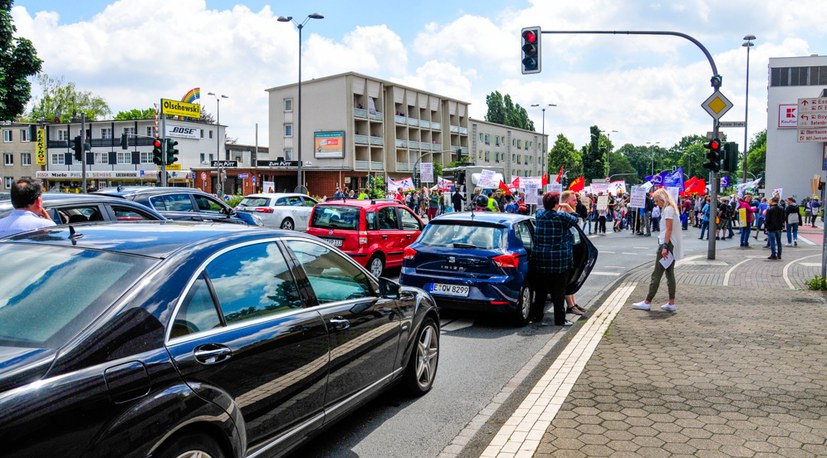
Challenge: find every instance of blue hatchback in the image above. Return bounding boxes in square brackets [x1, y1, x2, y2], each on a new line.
[400, 212, 597, 326]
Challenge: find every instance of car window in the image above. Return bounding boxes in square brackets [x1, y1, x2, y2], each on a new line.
[112, 205, 157, 221]
[286, 196, 303, 206]
[205, 242, 303, 323]
[419, 223, 505, 249]
[311, 206, 360, 230]
[286, 240, 374, 304]
[302, 197, 318, 207]
[193, 195, 225, 214]
[151, 194, 195, 212]
[238, 197, 269, 207]
[377, 207, 399, 230]
[515, 222, 533, 251]
[399, 208, 422, 231]
[275, 198, 289, 206]
[569, 226, 582, 245]
[171, 275, 222, 339]
[57, 205, 104, 223]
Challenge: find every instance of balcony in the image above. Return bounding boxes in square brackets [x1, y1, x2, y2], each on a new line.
[450, 125, 459, 133]
[408, 140, 420, 150]
[368, 110, 383, 121]
[395, 115, 406, 125]
[355, 160, 385, 170]
[430, 122, 441, 130]
[459, 127, 468, 135]
[354, 134, 369, 144]
[369, 136, 384, 146]
[406, 118, 418, 127]
[353, 107, 367, 118]
[396, 162, 411, 171]
[418, 119, 430, 128]
[430, 143, 443, 151]
[395, 139, 408, 148]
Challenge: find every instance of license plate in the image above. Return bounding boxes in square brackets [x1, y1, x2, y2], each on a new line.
[431, 283, 469, 297]
[323, 238, 343, 247]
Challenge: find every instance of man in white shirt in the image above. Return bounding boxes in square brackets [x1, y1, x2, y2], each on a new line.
[0, 178, 56, 238]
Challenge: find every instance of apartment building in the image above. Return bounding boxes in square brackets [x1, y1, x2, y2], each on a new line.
[469, 118, 547, 180]
[0, 122, 37, 190]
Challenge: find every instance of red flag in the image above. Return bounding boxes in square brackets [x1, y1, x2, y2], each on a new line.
[541, 174, 548, 186]
[498, 180, 510, 193]
[555, 166, 564, 183]
[510, 176, 521, 189]
[568, 176, 585, 192]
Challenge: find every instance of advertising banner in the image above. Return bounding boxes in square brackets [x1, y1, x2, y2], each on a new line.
[166, 125, 201, 139]
[35, 127, 47, 165]
[314, 131, 345, 159]
[161, 98, 201, 118]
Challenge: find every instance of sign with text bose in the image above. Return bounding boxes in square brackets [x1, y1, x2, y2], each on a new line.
[166, 125, 201, 139]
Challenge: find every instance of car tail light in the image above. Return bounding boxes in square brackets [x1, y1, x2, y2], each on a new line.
[403, 246, 417, 260]
[359, 231, 368, 245]
[492, 253, 520, 269]
[490, 300, 510, 305]
[256, 207, 274, 213]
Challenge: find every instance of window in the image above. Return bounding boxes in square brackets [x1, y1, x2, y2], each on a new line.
[208, 154, 214, 162]
[275, 196, 303, 207]
[20, 128, 30, 142]
[3, 153, 13, 166]
[58, 129, 69, 141]
[286, 240, 374, 304]
[112, 205, 156, 221]
[194, 195, 225, 213]
[117, 152, 131, 164]
[284, 124, 293, 137]
[150, 194, 194, 212]
[54, 206, 104, 224]
[376, 207, 399, 230]
[2, 130, 11, 142]
[419, 223, 504, 249]
[145, 126, 155, 137]
[285, 149, 293, 160]
[140, 152, 152, 163]
[101, 127, 113, 140]
[21, 153, 31, 166]
[52, 153, 65, 165]
[484, 151, 490, 162]
[209, 130, 213, 139]
[170, 275, 222, 339]
[4, 177, 12, 189]
[123, 127, 136, 137]
[311, 205, 360, 230]
[399, 208, 421, 231]
[514, 222, 533, 252]
[200, 153, 205, 164]
[284, 98, 293, 112]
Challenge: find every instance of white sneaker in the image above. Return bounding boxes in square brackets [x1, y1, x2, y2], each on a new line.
[632, 301, 651, 311]
[661, 303, 676, 312]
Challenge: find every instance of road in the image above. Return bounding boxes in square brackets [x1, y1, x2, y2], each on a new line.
[292, 225, 721, 457]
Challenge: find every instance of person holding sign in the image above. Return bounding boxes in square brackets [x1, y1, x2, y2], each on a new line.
[632, 188, 683, 312]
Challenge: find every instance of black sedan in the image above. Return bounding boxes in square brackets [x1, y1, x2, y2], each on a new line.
[0, 222, 439, 458]
[0, 193, 165, 224]
[96, 186, 262, 226]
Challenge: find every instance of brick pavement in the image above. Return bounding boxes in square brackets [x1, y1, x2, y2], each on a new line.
[483, 242, 827, 457]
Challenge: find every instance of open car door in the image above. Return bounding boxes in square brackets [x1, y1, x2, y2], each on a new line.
[566, 224, 598, 295]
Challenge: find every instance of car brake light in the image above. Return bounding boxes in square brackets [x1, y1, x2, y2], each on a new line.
[403, 246, 417, 260]
[359, 231, 368, 245]
[256, 207, 274, 213]
[492, 253, 519, 268]
[490, 300, 510, 305]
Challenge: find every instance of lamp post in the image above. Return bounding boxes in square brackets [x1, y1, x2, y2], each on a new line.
[741, 34, 756, 183]
[647, 141, 660, 176]
[531, 103, 556, 176]
[207, 92, 228, 195]
[601, 129, 619, 177]
[279, 12, 324, 194]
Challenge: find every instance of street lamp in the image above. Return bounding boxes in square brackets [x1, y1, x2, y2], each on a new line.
[279, 12, 324, 193]
[601, 129, 619, 176]
[530, 103, 556, 166]
[647, 141, 660, 175]
[207, 92, 228, 194]
[741, 34, 756, 183]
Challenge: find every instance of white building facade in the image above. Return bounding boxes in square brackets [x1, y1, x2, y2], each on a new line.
[469, 118, 547, 180]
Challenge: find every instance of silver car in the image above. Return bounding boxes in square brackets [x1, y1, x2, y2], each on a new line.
[235, 193, 318, 230]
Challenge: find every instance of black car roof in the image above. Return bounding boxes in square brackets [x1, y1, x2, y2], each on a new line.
[429, 211, 531, 226]
[0, 221, 309, 258]
[0, 193, 166, 218]
[95, 187, 210, 197]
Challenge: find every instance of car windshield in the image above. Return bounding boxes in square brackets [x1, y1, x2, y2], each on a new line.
[238, 197, 269, 207]
[0, 244, 157, 348]
[419, 223, 504, 249]
[311, 206, 361, 230]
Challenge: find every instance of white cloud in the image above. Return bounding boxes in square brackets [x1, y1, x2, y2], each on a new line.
[302, 25, 408, 79]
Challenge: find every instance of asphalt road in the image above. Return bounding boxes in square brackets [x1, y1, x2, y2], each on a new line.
[292, 225, 719, 457]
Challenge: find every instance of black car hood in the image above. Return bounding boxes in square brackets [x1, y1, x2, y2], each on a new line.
[0, 346, 55, 393]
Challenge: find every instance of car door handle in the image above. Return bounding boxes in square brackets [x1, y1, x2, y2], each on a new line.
[406, 234, 412, 238]
[193, 344, 233, 365]
[382, 234, 389, 239]
[329, 317, 351, 331]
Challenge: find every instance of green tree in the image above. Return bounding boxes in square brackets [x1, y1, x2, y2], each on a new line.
[485, 91, 506, 124]
[0, 0, 42, 120]
[746, 130, 766, 177]
[28, 74, 111, 122]
[484, 91, 534, 131]
[582, 126, 605, 181]
[114, 108, 156, 120]
[548, 134, 582, 178]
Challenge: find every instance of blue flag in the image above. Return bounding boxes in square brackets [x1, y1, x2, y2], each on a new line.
[664, 167, 685, 191]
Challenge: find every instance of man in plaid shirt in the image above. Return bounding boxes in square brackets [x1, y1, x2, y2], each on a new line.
[530, 192, 579, 326]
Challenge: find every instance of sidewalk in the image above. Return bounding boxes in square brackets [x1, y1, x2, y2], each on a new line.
[483, 241, 827, 457]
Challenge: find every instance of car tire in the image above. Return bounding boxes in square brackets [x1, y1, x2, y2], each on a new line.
[402, 317, 439, 396]
[514, 284, 532, 326]
[368, 254, 385, 278]
[280, 218, 295, 231]
[155, 431, 225, 458]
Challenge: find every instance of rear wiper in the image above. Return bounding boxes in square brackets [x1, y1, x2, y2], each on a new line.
[452, 242, 476, 248]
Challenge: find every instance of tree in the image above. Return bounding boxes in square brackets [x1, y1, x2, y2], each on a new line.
[28, 74, 111, 122]
[581, 126, 605, 181]
[485, 91, 506, 125]
[746, 129, 766, 178]
[484, 91, 535, 131]
[114, 108, 157, 120]
[548, 134, 582, 178]
[0, 0, 42, 120]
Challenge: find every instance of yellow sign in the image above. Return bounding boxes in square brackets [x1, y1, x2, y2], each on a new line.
[701, 90, 733, 120]
[161, 163, 182, 170]
[161, 98, 201, 118]
[35, 127, 47, 165]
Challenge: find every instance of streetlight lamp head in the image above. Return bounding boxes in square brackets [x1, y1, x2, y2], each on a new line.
[531, 103, 539, 107]
[743, 34, 756, 41]
[221, 95, 229, 99]
[742, 41, 754, 48]
[277, 16, 293, 22]
[207, 91, 215, 96]
[308, 12, 324, 19]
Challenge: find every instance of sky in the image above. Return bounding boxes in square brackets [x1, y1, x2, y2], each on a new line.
[9, 0, 827, 152]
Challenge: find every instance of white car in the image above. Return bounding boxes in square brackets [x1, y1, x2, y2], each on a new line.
[235, 193, 318, 231]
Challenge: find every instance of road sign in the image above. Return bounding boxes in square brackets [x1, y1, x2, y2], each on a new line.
[798, 97, 827, 113]
[797, 112, 827, 128]
[718, 121, 746, 128]
[798, 128, 827, 143]
[140, 170, 145, 177]
[200, 172, 207, 181]
[702, 91, 733, 120]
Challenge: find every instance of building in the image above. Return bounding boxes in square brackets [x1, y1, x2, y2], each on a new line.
[765, 55, 827, 202]
[0, 122, 37, 190]
[469, 118, 547, 180]
[34, 117, 224, 191]
[192, 143, 270, 196]
[266, 71, 470, 196]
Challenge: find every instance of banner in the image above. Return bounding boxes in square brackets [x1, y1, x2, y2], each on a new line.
[314, 131, 345, 159]
[35, 127, 47, 165]
[161, 98, 201, 118]
[608, 180, 627, 196]
[388, 177, 415, 192]
[477, 169, 498, 188]
[663, 167, 684, 191]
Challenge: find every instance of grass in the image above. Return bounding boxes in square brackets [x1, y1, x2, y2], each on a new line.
[805, 275, 827, 291]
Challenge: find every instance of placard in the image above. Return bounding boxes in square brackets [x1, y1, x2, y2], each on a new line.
[597, 195, 609, 211]
[524, 182, 540, 205]
[477, 169, 498, 188]
[420, 162, 434, 184]
[630, 186, 647, 208]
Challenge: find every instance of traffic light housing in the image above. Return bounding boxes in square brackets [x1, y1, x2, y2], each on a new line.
[120, 133, 129, 149]
[703, 138, 721, 172]
[521, 26, 541, 74]
[72, 136, 83, 161]
[152, 139, 163, 165]
[722, 142, 739, 173]
[165, 139, 179, 165]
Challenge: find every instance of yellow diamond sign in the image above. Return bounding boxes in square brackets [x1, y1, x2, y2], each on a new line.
[702, 90, 733, 120]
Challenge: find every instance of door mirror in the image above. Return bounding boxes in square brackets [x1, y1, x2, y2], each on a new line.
[379, 276, 400, 299]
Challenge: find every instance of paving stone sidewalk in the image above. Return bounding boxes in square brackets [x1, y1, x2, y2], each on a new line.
[536, 246, 827, 457]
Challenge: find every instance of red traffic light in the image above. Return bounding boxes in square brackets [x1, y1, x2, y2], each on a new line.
[153, 139, 162, 148]
[709, 139, 720, 150]
[522, 30, 537, 44]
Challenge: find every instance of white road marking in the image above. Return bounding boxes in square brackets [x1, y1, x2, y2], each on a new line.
[604, 265, 627, 268]
[783, 254, 823, 290]
[621, 252, 639, 255]
[441, 318, 474, 332]
[590, 271, 622, 276]
[800, 262, 823, 267]
[798, 237, 816, 246]
[723, 258, 751, 286]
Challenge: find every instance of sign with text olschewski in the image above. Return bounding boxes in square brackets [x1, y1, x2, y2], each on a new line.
[35, 127, 47, 165]
[314, 131, 345, 159]
[161, 99, 201, 118]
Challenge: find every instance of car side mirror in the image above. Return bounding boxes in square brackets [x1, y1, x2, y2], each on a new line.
[379, 277, 400, 299]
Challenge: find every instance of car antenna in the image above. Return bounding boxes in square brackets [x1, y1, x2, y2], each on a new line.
[68, 225, 83, 242]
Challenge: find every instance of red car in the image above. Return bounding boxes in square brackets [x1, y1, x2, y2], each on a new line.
[307, 198, 425, 277]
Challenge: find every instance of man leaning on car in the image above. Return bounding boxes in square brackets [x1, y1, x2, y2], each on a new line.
[0, 179, 55, 238]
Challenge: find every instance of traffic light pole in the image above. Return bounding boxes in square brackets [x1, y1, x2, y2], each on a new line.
[160, 111, 168, 186]
[81, 113, 87, 193]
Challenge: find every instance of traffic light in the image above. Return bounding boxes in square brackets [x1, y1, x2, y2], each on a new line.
[72, 136, 83, 161]
[165, 139, 179, 165]
[120, 133, 129, 149]
[152, 139, 163, 165]
[521, 26, 541, 74]
[702, 138, 721, 172]
[722, 142, 739, 173]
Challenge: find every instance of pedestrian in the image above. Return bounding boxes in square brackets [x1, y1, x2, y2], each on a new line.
[643, 192, 654, 236]
[560, 191, 587, 316]
[716, 196, 732, 240]
[451, 188, 465, 212]
[738, 194, 755, 247]
[427, 191, 439, 220]
[651, 203, 661, 232]
[810, 196, 822, 227]
[754, 197, 768, 239]
[579, 195, 592, 234]
[785, 197, 801, 246]
[0, 178, 56, 238]
[504, 194, 518, 213]
[699, 196, 711, 240]
[529, 192, 578, 326]
[632, 188, 683, 312]
[764, 196, 785, 260]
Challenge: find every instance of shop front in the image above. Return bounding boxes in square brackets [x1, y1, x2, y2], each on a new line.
[36, 170, 193, 192]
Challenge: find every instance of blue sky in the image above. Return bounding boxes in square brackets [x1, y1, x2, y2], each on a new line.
[10, 0, 827, 151]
